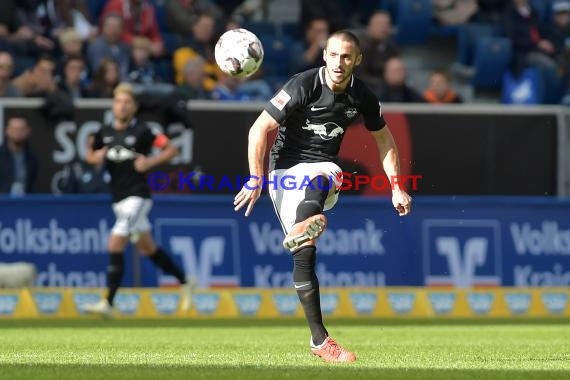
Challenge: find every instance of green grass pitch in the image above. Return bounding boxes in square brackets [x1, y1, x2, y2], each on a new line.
[1, 319, 569, 380]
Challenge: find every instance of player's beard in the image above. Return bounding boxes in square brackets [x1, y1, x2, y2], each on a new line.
[326, 66, 352, 87]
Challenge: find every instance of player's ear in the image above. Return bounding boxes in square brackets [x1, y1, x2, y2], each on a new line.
[322, 48, 327, 62]
[355, 53, 362, 66]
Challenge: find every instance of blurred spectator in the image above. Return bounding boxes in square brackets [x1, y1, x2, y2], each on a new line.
[12, 55, 57, 97]
[0, 52, 22, 97]
[423, 70, 463, 103]
[546, 0, 570, 66]
[474, 0, 509, 23]
[0, 0, 54, 54]
[56, 28, 84, 76]
[101, 0, 164, 57]
[177, 56, 210, 99]
[300, 0, 348, 33]
[289, 18, 329, 73]
[432, 0, 479, 26]
[505, 0, 558, 73]
[15, 0, 61, 50]
[355, 11, 399, 89]
[173, 13, 219, 91]
[59, 28, 83, 59]
[128, 36, 159, 84]
[61, 134, 110, 194]
[86, 58, 121, 98]
[230, 0, 269, 23]
[58, 56, 88, 98]
[548, 1, 570, 105]
[166, 0, 225, 37]
[211, 73, 273, 101]
[87, 14, 130, 79]
[0, 116, 38, 195]
[376, 57, 424, 103]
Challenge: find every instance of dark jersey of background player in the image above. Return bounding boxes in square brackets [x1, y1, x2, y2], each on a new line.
[264, 66, 386, 172]
[92, 119, 162, 202]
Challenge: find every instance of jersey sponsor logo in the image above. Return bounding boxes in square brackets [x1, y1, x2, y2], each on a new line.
[388, 292, 415, 314]
[349, 292, 377, 314]
[270, 90, 291, 111]
[33, 292, 62, 314]
[72, 293, 101, 314]
[233, 294, 261, 316]
[194, 293, 220, 315]
[541, 292, 568, 314]
[114, 293, 141, 315]
[103, 136, 113, 144]
[504, 293, 531, 314]
[0, 294, 18, 315]
[320, 293, 339, 315]
[428, 292, 456, 314]
[151, 293, 180, 315]
[124, 135, 137, 146]
[310, 106, 327, 111]
[106, 145, 136, 162]
[272, 294, 299, 316]
[423, 220, 501, 287]
[302, 120, 344, 141]
[344, 107, 357, 118]
[467, 292, 494, 314]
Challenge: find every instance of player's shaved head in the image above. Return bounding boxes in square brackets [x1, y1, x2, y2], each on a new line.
[326, 30, 361, 55]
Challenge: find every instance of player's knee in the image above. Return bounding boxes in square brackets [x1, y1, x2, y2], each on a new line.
[136, 241, 156, 256]
[295, 200, 323, 223]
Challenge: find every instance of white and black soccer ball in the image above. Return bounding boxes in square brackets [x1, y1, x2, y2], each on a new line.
[215, 28, 264, 78]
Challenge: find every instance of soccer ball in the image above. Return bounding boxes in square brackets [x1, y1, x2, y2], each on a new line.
[215, 28, 264, 78]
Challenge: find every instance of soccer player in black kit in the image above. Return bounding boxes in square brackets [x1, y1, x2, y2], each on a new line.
[83, 83, 194, 317]
[234, 31, 412, 362]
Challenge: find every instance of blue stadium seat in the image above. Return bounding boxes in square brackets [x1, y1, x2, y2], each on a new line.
[85, 0, 108, 22]
[242, 21, 277, 37]
[471, 37, 512, 88]
[530, 0, 552, 23]
[457, 23, 497, 66]
[393, 0, 433, 45]
[149, 0, 169, 33]
[259, 35, 293, 77]
[278, 22, 302, 42]
[162, 32, 179, 55]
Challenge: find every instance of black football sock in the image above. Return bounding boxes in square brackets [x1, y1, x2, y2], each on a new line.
[292, 245, 328, 345]
[295, 176, 330, 223]
[149, 247, 186, 284]
[106, 253, 124, 306]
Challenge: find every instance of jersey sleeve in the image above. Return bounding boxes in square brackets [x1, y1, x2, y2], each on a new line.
[141, 125, 170, 150]
[91, 128, 104, 150]
[361, 89, 387, 132]
[264, 74, 307, 123]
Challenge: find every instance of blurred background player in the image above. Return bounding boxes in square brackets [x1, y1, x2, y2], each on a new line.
[83, 83, 194, 317]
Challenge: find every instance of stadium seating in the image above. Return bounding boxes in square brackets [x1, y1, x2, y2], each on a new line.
[530, 0, 553, 23]
[259, 35, 293, 77]
[457, 23, 497, 66]
[471, 37, 512, 88]
[393, 0, 433, 45]
[85, 0, 107, 22]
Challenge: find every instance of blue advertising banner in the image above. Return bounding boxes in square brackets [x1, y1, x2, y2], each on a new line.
[1, 195, 569, 288]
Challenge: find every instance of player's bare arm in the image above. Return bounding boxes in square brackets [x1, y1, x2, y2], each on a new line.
[234, 110, 279, 216]
[85, 144, 107, 166]
[134, 140, 178, 173]
[371, 127, 412, 216]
